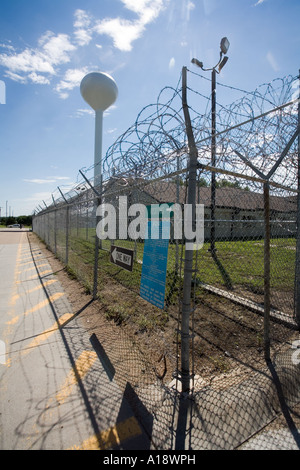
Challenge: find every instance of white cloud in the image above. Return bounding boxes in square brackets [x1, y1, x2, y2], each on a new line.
[73, 3, 167, 52]
[72, 108, 95, 118]
[73, 9, 93, 46]
[55, 67, 89, 98]
[106, 128, 118, 134]
[75, 29, 93, 46]
[28, 72, 50, 85]
[169, 57, 175, 69]
[123, 0, 165, 23]
[39, 31, 76, 64]
[184, 1, 195, 21]
[104, 104, 117, 116]
[94, 0, 168, 51]
[23, 176, 70, 184]
[24, 179, 56, 184]
[0, 3, 168, 93]
[94, 17, 144, 51]
[0, 42, 15, 51]
[266, 51, 279, 72]
[0, 31, 76, 85]
[0, 47, 55, 76]
[121, 0, 164, 19]
[4, 70, 27, 83]
[74, 9, 91, 29]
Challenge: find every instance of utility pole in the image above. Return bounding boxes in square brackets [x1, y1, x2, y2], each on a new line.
[191, 37, 230, 255]
[211, 68, 216, 254]
[180, 66, 199, 393]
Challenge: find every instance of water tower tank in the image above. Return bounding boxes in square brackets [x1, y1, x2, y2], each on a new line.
[80, 72, 118, 111]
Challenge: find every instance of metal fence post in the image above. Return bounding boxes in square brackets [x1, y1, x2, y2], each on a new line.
[66, 205, 69, 265]
[78, 170, 102, 300]
[181, 66, 199, 393]
[93, 197, 101, 300]
[211, 68, 216, 255]
[264, 182, 271, 361]
[52, 195, 57, 256]
[86, 191, 89, 241]
[58, 187, 70, 265]
[295, 69, 300, 328]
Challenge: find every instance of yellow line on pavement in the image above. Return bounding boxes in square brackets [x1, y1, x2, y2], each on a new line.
[15, 269, 53, 283]
[9, 294, 20, 307]
[56, 350, 98, 405]
[68, 416, 142, 450]
[16, 260, 35, 267]
[21, 312, 75, 356]
[6, 316, 19, 326]
[28, 279, 58, 293]
[18, 256, 40, 263]
[38, 269, 53, 277]
[6, 292, 65, 325]
[43, 279, 58, 287]
[16, 263, 49, 275]
[9, 279, 57, 306]
[23, 292, 65, 316]
[2, 237, 28, 365]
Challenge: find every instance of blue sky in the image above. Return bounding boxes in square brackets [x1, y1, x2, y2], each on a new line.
[0, 0, 299, 216]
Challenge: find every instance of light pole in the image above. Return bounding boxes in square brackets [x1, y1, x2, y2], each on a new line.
[191, 37, 230, 255]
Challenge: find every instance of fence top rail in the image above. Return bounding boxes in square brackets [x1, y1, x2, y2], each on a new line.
[197, 163, 299, 194]
[33, 161, 298, 217]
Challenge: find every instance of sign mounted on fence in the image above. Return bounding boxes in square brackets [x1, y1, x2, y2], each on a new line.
[110, 245, 134, 272]
[140, 220, 169, 309]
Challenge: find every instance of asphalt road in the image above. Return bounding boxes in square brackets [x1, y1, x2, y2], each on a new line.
[0, 229, 149, 450]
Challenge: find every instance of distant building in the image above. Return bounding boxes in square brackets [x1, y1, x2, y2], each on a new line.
[105, 178, 297, 241]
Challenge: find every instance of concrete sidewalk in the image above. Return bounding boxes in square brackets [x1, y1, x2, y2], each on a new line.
[1, 229, 299, 451]
[0, 230, 150, 450]
[130, 351, 300, 450]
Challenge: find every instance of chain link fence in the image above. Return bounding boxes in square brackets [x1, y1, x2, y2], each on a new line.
[32, 69, 300, 449]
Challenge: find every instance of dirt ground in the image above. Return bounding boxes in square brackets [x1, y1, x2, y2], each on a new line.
[27, 232, 299, 390]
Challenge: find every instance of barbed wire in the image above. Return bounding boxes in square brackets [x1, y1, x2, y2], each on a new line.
[101, 70, 299, 194]
[35, 70, 299, 213]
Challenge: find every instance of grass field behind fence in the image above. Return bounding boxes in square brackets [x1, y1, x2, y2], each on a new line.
[61, 229, 295, 313]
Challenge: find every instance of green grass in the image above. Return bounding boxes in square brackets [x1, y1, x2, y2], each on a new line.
[59, 230, 296, 302]
[196, 238, 295, 293]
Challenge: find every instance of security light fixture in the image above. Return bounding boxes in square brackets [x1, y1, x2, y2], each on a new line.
[220, 37, 230, 55]
[191, 58, 203, 69]
[218, 56, 228, 73]
[190, 36, 230, 256]
[191, 36, 230, 74]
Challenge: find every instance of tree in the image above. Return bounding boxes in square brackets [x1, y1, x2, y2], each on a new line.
[5, 216, 16, 226]
[17, 215, 32, 226]
[216, 179, 241, 189]
[197, 177, 209, 187]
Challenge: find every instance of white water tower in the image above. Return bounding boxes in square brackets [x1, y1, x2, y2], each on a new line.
[80, 72, 118, 189]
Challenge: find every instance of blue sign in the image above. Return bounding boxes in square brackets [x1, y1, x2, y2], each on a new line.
[140, 220, 169, 309]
